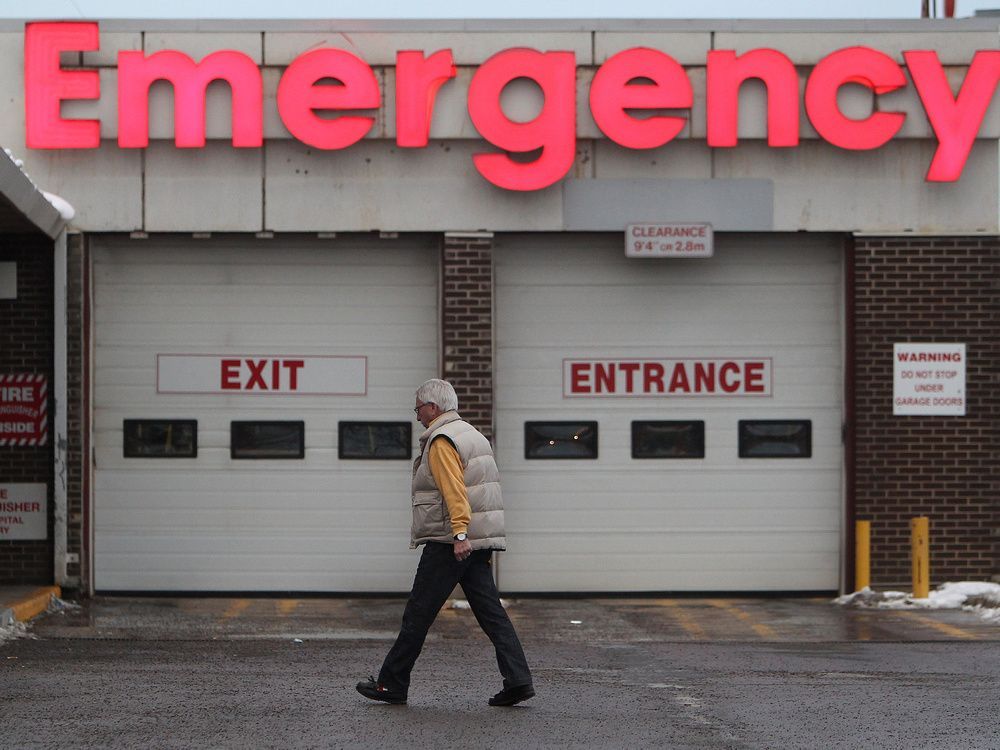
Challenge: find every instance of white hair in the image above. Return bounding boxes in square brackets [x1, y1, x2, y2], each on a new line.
[415, 379, 458, 412]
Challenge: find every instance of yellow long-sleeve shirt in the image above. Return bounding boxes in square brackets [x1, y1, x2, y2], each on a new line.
[427, 437, 471, 537]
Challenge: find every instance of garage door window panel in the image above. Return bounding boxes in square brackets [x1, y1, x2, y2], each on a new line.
[123, 419, 197, 458]
[339, 421, 412, 460]
[632, 420, 705, 459]
[738, 420, 812, 458]
[231, 421, 305, 459]
[525, 421, 598, 459]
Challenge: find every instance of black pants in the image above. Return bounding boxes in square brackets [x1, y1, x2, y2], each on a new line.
[378, 542, 532, 694]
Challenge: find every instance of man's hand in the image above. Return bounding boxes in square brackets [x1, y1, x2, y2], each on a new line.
[453, 539, 472, 561]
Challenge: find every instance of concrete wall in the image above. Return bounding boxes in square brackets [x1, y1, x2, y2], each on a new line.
[1, 19, 998, 234]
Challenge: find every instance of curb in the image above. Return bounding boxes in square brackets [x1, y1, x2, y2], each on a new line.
[0, 586, 61, 627]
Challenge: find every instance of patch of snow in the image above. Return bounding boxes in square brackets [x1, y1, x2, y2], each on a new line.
[3, 147, 24, 169]
[968, 601, 1000, 623]
[0, 620, 31, 644]
[47, 596, 80, 615]
[42, 191, 75, 221]
[834, 582, 1000, 623]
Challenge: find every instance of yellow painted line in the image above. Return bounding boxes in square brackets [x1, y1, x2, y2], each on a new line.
[9, 586, 60, 623]
[895, 610, 979, 640]
[277, 599, 300, 615]
[707, 600, 778, 639]
[659, 599, 707, 640]
[220, 599, 251, 620]
[855, 621, 873, 642]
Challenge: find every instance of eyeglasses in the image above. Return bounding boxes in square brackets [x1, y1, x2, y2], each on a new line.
[414, 402, 435, 414]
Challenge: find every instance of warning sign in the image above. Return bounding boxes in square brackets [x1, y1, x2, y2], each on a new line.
[0, 374, 48, 446]
[893, 343, 966, 416]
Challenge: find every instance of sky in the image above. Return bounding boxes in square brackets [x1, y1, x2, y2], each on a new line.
[4, 0, 1000, 19]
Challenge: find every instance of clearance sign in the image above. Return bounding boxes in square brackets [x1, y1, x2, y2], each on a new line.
[24, 23, 1000, 191]
[564, 358, 772, 397]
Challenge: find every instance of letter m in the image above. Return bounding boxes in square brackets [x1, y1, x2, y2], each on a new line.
[118, 50, 263, 147]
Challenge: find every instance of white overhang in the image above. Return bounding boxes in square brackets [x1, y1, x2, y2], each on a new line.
[0, 149, 66, 238]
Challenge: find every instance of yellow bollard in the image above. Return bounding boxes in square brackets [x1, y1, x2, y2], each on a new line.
[910, 516, 930, 599]
[855, 520, 871, 591]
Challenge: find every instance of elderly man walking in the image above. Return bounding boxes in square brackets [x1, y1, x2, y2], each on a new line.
[356, 379, 534, 707]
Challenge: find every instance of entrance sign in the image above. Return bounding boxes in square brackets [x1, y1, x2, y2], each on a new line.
[893, 343, 966, 415]
[156, 354, 367, 395]
[0, 483, 47, 540]
[564, 358, 772, 397]
[0, 374, 48, 446]
[24, 22, 1000, 190]
[626, 223, 713, 257]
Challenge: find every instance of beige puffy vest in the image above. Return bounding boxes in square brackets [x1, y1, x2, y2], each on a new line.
[410, 412, 506, 551]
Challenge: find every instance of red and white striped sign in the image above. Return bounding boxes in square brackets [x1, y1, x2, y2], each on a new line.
[0, 374, 48, 446]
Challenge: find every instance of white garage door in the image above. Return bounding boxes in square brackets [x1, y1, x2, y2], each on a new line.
[92, 236, 437, 592]
[495, 233, 843, 592]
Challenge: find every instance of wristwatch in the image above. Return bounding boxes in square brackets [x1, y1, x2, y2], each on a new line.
[454, 533, 468, 542]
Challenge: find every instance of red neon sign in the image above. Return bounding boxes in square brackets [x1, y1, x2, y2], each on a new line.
[805, 46, 907, 151]
[24, 22, 100, 149]
[277, 48, 380, 150]
[590, 47, 692, 149]
[23, 22, 1000, 190]
[467, 48, 577, 191]
[904, 49, 1000, 181]
[118, 49, 263, 148]
[396, 49, 457, 147]
[706, 48, 800, 147]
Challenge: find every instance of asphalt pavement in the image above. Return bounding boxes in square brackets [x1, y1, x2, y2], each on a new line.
[2, 595, 999, 749]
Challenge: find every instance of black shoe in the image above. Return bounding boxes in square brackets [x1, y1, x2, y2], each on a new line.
[488, 683, 535, 706]
[356, 676, 407, 705]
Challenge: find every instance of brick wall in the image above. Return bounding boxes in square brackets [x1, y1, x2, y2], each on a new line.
[441, 234, 494, 440]
[0, 234, 54, 585]
[854, 237, 999, 586]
